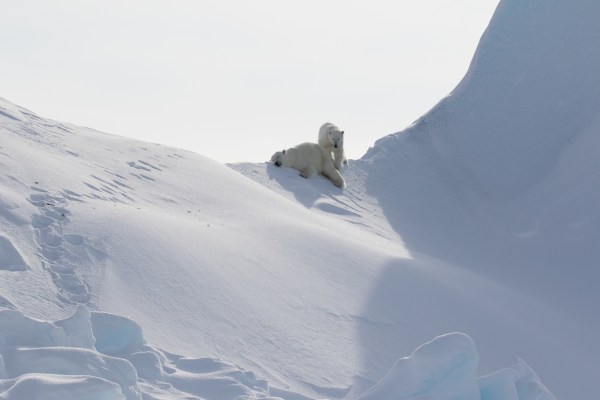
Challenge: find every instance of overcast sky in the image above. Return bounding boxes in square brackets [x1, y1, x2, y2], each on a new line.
[2, 1, 499, 163]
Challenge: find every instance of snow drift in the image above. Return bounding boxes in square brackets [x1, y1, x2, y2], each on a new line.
[357, 333, 554, 400]
[0, 95, 562, 399]
[362, 1, 600, 397]
[234, 0, 600, 398]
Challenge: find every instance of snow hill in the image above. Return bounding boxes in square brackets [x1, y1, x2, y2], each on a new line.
[0, 98, 558, 400]
[0, 1, 598, 400]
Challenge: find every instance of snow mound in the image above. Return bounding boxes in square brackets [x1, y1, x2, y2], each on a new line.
[0, 374, 125, 400]
[0, 304, 556, 400]
[0, 306, 282, 400]
[90, 312, 145, 356]
[3, 347, 140, 400]
[0, 306, 94, 350]
[358, 333, 480, 400]
[479, 359, 555, 400]
[358, 333, 555, 400]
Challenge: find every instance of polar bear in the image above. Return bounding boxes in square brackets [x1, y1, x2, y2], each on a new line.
[318, 122, 347, 170]
[271, 142, 345, 188]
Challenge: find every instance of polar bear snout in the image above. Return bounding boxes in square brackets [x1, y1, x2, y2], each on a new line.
[271, 150, 285, 167]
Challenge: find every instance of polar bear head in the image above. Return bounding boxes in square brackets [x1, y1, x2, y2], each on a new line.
[270, 149, 286, 167]
[328, 128, 344, 149]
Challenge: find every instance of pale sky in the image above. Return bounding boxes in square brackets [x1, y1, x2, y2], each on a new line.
[1, 1, 499, 163]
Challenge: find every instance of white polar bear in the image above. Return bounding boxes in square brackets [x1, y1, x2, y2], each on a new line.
[271, 142, 345, 188]
[318, 122, 347, 170]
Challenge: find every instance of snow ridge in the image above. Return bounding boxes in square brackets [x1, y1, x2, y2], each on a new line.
[0, 306, 274, 400]
[0, 304, 556, 400]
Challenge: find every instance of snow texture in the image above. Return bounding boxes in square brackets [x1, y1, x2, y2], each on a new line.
[357, 333, 480, 400]
[0, 0, 598, 399]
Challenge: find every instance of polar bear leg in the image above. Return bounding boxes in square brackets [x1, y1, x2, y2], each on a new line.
[332, 148, 345, 170]
[322, 160, 345, 188]
[300, 165, 318, 179]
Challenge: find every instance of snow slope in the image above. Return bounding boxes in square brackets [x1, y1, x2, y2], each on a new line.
[3, 95, 561, 400]
[359, 0, 600, 363]
[233, 0, 600, 398]
[1, 97, 560, 400]
[1, 0, 599, 399]
[0, 96, 400, 398]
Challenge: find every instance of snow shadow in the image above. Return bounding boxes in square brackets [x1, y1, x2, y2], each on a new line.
[352, 256, 504, 395]
[358, 148, 600, 399]
[265, 163, 346, 210]
[360, 139, 600, 317]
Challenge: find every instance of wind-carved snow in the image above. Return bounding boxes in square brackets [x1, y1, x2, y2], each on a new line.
[0, 304, 557, 400]
[0, 305, 556, 400]
[356, 333, 555, 400]
[0, 236, 27, 272]
[357, 333, 481, 400]
[0, 307, 279, 400]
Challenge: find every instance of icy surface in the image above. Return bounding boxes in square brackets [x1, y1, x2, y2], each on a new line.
[357, 333, 480, 400]
[478, 359, 556, 400]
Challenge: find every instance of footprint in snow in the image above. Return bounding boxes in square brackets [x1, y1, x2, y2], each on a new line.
[28, 190, 91, 305]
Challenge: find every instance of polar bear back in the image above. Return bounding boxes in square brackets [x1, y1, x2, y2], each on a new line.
[275, 142, 345, 188]
[282, 142, 329, 171]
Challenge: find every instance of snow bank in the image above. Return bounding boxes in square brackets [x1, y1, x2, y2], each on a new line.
[479, 359, 556, 400]
[0, 304, 556, 400]
[90, 312, 145, 356]
[0, 306, 281, 399]
[355, 2, 600, 397]
[0, 307, 138, 400]
[3, 347, 140, 400]
[358, 333, 479, 400]
[0, 374, 125, 400]
[358, 333, 555, 400]
[0, 306, 94, 350]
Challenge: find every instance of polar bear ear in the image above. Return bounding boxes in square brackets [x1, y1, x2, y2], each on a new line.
[283, 149, 286, 154]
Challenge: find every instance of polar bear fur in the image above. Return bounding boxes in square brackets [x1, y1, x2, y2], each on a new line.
[271, 142, 345, 188]
[318, 122, 347, 170]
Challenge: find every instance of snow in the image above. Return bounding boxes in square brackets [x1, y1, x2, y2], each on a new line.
[0, 374, 125, 400]
[478, 359, 555, 400]
[0, 236, 27, 271]
[357, 333, 480, 400]
[0, 0, 599, 399]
